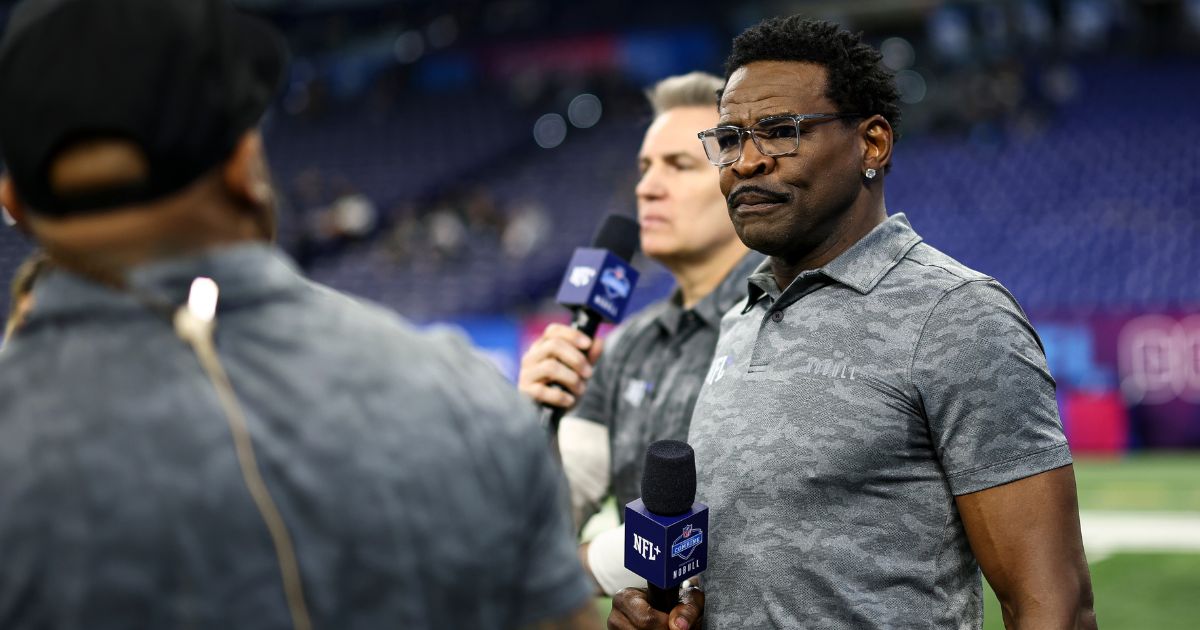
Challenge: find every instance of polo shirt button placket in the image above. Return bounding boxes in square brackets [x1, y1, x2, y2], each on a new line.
[749, 307, 783, 370]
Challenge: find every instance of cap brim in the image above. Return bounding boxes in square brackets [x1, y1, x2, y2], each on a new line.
[229, 11, 290, 126]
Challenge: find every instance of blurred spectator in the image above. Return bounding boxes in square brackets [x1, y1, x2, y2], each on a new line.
[427, 200, 467, 263]
[292, 171, 378, 267]
[291, 167, 327, 211]
[381, 202, 425, 264]
[290, 167, 330, 268]
[502, 199, 551, 260]
[464, 186, 506, 243]
[327, 177, 378, 239]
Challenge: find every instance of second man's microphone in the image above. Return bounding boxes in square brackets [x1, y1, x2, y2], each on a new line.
[624, 440, 708, 612]
[539, 214, 640, 433]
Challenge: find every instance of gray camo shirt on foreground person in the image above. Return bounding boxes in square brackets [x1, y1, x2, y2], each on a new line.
[0, 244, 591, 629]
[689, 213, 1072, 629]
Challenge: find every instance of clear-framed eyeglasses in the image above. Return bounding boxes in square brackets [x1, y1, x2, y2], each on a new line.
[697, 113, 862, 166]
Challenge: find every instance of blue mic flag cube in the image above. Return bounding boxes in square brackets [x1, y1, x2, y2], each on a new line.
[624, 498, 708, 589]
[554, 248, 639, 323]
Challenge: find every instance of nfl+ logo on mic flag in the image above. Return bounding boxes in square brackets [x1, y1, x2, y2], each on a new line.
[624, 498, 708, 589]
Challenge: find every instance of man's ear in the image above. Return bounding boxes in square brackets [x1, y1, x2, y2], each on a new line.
[221, 130, 276, 240]
[860, 115, 894, 176]
[0, 175, 32, 234]
[222, 131, 272, 208]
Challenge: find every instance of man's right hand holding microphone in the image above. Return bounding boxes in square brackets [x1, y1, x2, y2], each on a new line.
[518, 323, 604, 409]
[608, 582, 704, 630]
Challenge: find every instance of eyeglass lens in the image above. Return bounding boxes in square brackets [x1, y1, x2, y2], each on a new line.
[701, 118, 802, 165]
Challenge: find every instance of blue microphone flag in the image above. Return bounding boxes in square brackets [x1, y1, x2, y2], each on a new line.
[624, 498, 708, 589]
[554, 248, 639, 324]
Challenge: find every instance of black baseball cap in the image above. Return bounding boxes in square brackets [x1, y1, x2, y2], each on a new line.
[0, 0, 289, 217]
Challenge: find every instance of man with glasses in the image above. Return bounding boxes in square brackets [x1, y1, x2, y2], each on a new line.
[609, 17, 1095, 630]
[518, 72, 762, 595]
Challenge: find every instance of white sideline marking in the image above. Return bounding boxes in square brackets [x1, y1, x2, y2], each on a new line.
[582, 509, 1200, 562]
[1080, 511, 1200, 561]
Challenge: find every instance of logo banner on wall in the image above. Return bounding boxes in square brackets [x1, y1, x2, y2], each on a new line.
[1037, 312, 1200, 451]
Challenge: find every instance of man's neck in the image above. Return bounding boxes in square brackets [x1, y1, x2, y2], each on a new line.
[664, 240, 750, 310]
[32, 199, 270, 289]
[770, 203, 887, 292]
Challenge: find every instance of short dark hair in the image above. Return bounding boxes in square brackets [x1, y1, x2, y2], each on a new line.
[724, 16, 902, 140]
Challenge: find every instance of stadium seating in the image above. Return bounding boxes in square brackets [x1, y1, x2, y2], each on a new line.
[1, 61, 1196, 322]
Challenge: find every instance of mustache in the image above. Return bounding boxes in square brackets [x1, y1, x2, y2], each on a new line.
[727, 185, 790, 208]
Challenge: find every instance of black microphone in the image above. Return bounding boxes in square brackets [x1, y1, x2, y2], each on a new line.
[625, 440, 708, 613]
[539, 214, 640, 434]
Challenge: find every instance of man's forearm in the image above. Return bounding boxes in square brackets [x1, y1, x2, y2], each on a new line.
[997, 578, 1097, 629]
[959, 466, 1097, 630]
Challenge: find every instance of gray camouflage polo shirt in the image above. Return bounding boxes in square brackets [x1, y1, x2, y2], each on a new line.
[0, 244, 591, 629]
[574, 251, 764, 515]
[689, 214, 1071, 629]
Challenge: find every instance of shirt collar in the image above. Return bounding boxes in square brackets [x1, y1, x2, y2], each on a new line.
[656, 251, 766, 334]
[744, 213, 922, 310]
[745, 260, 782, 311]
[31, 243, 307, 323]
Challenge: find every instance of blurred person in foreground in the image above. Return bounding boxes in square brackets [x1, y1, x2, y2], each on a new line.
[0, 0, 597, 628]
[518, 72, 762, 595]
[2, 251, 50, 346]
[609, 17, 1095, 630]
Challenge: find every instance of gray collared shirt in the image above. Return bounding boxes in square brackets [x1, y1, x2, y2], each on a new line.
[689, 214, 1071, 629]
[0, 244, 591, 629]
[574, 251, 764, 516]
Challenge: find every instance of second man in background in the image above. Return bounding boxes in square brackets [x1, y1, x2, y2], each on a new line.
[518, 71, 763, 594]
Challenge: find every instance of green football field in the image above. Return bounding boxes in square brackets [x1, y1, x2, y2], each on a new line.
[592, 453, 1200, 628]
[981, 454, 1200, 629]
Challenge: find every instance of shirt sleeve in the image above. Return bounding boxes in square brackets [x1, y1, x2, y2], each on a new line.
[587, 524, 647, 596]
[511, 419, 595, 627]
[911, 279, 1072, 496]
[558, 416, 610, 531]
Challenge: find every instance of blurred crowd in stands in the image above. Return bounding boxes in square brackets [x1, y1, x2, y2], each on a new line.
[282, 166, 551, 272]
[3, 0, 1199, 321]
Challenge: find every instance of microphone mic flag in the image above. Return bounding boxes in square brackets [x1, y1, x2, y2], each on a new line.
[541, 214, 640, 433]
[553, 214, 640, 332]
[625, 440, 708, 612]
